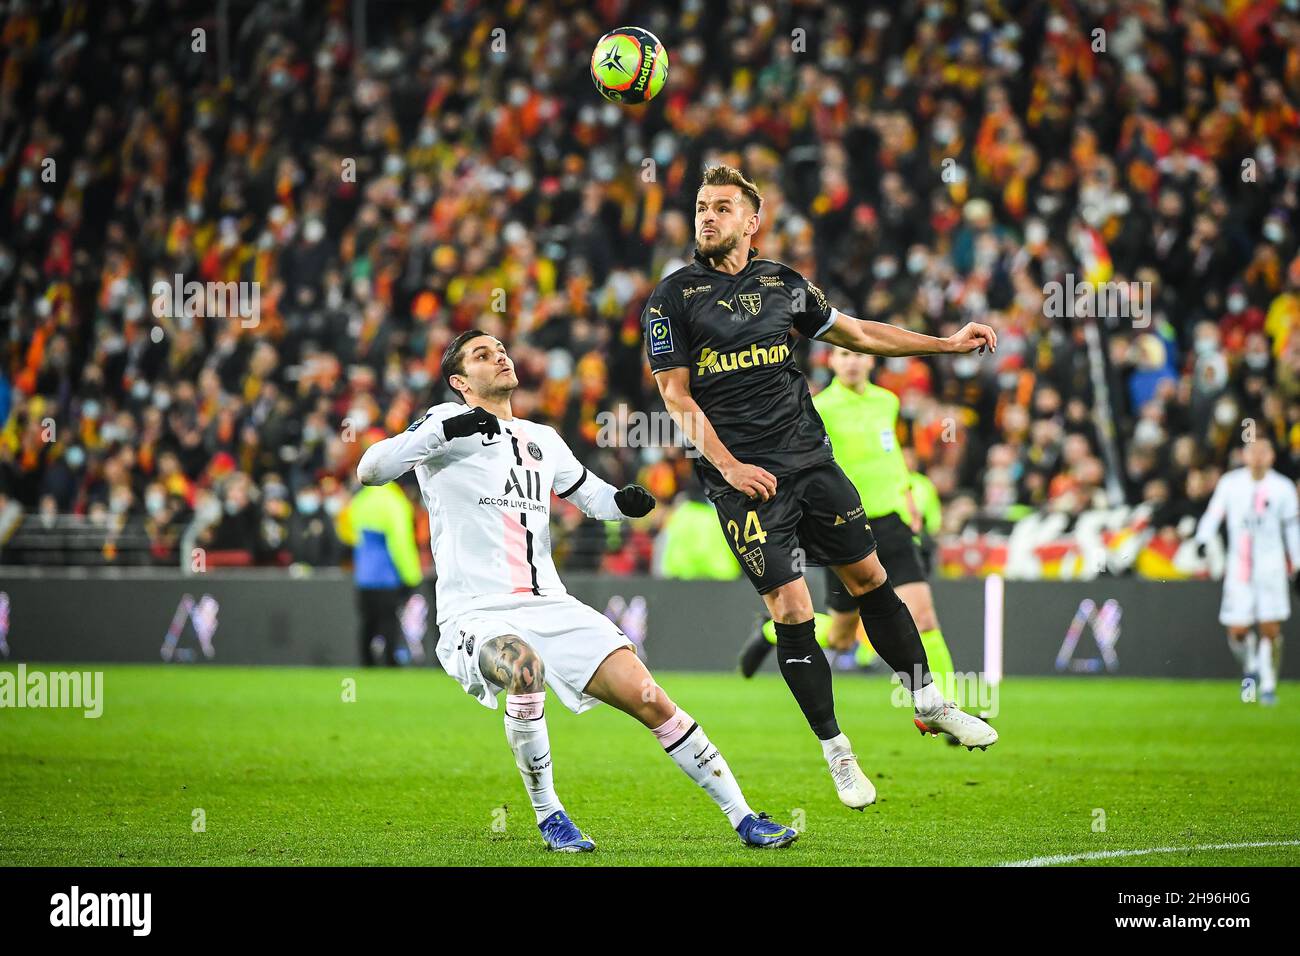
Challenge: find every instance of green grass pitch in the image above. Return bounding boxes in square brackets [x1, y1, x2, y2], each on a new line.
[2, 665, 1298, 866]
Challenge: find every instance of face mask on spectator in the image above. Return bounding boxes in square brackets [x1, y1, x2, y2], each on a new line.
[907, 252, 927, 274]
[953, 356, 980, 378]
[1134, 419, 1164, 447]
[146, 492, 166, 515]
[874, 259, 898, 280]
[66, 447, 85, 469]
[1264, 220, 1285, 243]
[324, 495, 344, 517]
[1195, 336, 1218, 356]
[225, 498, 242, 516]
[296, 494, 321, 515]
[1227, 294, 1246, 313]
[82, 400, 101, 420]
[153, 391, 171, 410]
[1214, 402, 1238, 427]
[110, 494, 131, 515]
[409, 370, 431, 389]
[1245, 352, 1269, 371]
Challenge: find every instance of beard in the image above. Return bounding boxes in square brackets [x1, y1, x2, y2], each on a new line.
[696, 228, 740, 260]
[477, 371, 518, 401]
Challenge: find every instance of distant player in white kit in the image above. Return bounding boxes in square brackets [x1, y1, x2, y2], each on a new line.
[1195, 437, 1300, 705]
[357, 329, 797, 851]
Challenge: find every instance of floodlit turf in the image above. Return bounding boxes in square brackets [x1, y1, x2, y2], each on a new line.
[1, 665, 1298, 866]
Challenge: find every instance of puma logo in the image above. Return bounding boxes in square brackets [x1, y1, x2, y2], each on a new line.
[784, 655, 813, 664]
[717, 299, 734, 311]
[649, 306, 664, 317]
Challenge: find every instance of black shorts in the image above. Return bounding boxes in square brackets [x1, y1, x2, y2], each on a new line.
[824, 511, 929, 612]
[713, 462, 876, 595]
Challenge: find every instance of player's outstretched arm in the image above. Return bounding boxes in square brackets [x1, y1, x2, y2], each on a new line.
[549, 428, 657, 520]
[653, 367, 777, 501]
[357, 404, 499, 485]
[817, 310, 997, 358]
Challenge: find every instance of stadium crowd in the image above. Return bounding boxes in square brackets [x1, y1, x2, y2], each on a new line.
[2, 0, 1300, 575]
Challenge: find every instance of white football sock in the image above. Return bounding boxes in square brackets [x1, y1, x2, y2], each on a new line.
[1228, 635, 1252, 673]
[504, 693, 563, 824]
[1257, 638, 1277, 695]
[1246, 631, 1260, 674]
[652, 707, 753, 828]
[819, 731, 853, 762]
[913, 680, 944, 712]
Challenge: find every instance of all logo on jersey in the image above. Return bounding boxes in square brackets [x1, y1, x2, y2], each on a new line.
[682, 284, 713, 299]
[527, 442, 543, 461]
[738, 292, 762, 315]
[743, 547, 766, 577]
[757, 276, 784, 287]
[503, 468, 544, 502]
[648, 314, 673, 356]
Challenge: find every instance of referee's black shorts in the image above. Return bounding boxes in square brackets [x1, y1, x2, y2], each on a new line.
[824, 512, 930, 613]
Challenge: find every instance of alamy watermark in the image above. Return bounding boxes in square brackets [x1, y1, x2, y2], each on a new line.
[152, 274, 260, 328]
[890, 668, 999, 718]
[1044, 275, 1151, 328]
[0, 664, 103, 718]
[595, 407, 702, 458]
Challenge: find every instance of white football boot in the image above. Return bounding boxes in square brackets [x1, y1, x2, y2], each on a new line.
[826, 749, 877, 810]
[914, 699, 999, 750]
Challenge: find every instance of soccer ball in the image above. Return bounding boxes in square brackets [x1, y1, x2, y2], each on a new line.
[590, 27, 668, 105]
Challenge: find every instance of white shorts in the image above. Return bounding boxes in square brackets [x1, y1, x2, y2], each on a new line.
[436, 594, 633, 714]
[1220, 574, 1291, 627]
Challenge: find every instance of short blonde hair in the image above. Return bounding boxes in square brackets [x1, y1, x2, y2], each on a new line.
[698, 164, 763, 214]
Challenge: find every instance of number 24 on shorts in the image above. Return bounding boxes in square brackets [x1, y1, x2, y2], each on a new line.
[726, 511, 768, 554]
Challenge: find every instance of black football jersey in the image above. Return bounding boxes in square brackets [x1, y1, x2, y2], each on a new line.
[641, 247, 839, 497]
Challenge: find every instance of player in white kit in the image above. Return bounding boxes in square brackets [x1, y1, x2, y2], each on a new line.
[1194, 437, 1300, 705]
[357, 330, 797, 851]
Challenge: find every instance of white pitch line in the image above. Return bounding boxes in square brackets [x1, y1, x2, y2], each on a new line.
[1001, 840, 1300, 867]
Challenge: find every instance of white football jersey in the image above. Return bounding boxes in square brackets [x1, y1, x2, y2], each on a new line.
[1195, 467, 1300, 584]
[357, 403, 624, 624]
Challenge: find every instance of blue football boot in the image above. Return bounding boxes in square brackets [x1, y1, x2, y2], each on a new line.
[538, 810, 595, 852]
[736, 812, 798, 849]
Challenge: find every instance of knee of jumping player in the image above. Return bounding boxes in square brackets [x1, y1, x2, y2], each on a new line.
[841, 558, 888, 597]
[480, 635, 545, 694]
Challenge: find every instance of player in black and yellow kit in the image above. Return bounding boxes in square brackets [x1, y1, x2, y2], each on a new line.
[641, 165, 998, 810]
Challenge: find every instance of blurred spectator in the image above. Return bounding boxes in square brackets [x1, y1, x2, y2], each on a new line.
[2, 0, 1300, 576]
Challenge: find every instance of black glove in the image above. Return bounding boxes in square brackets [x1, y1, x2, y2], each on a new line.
[614, 484, 656, 518]
[442, 406, 500, 441]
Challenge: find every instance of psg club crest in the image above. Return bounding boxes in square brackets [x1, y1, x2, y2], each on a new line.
[738, 292, 762, 316]
[743, 547, 766, 577]
[527, 442, 543, 461]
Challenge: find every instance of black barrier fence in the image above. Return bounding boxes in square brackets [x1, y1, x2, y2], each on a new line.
[0, 568, 1294, 679]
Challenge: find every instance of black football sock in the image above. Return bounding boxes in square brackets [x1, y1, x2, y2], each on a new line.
[856, 582, 932, 692]
[775, 619, 840, 740]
